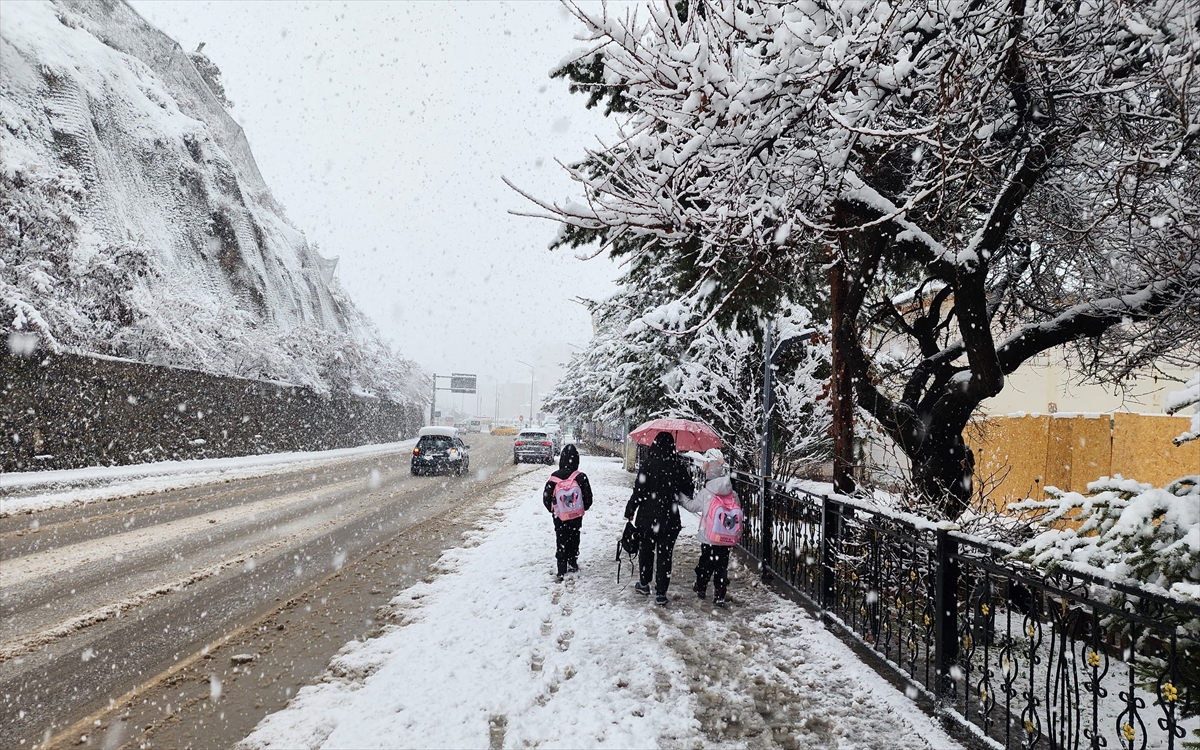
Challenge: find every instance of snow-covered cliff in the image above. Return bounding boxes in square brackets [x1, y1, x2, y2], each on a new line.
[1, 0, 423, 403]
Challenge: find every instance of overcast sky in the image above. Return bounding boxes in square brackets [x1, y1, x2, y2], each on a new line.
[129, 0, 623, 415]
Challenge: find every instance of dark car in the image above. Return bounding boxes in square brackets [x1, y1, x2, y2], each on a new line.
[513, 430, 554, 464]
[412, 427, 470, 476]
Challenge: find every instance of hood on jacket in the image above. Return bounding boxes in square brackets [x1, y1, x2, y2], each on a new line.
[558, 443, 580, 473]
[702, 456, 726, 481]
[650, 431, 676, 456]
[706, 475, 734, 495]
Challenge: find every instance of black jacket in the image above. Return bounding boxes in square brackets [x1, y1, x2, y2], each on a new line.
[543, 444, 593, 521]
[623, 431, 694, 534]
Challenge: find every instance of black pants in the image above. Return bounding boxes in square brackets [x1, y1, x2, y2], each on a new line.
[554, 517, 582, 575]
[638, 526, 679, 595]
[694, 544, 730, 599]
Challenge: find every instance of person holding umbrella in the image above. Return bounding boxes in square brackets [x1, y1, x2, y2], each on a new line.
[624, 431, 695, 605]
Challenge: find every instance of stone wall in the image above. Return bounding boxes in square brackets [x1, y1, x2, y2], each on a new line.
[1, 349, 424, 473]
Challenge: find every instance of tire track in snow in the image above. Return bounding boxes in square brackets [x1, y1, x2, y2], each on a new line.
[2, 473, 369, 588]
[0, 475, 391, 661]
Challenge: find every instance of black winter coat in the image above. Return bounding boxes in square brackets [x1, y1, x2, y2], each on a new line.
[623, 431, 694, 535]
[543, 445, 593, 525]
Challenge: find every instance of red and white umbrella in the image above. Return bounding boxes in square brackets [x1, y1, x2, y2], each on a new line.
[629, 418, 723, 452]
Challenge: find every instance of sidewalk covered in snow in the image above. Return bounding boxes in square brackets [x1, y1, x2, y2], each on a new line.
[239, 456, 960, 749]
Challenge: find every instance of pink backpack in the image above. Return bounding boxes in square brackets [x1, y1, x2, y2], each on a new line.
[549, 471, 586, 521]
[701, 491, 742, 545]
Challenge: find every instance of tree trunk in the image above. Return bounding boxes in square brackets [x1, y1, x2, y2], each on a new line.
[908, 428, 975, 519]
[830, 251, 856, 495]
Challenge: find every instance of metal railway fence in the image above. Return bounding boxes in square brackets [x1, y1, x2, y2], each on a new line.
[725, 470, 1200, 750]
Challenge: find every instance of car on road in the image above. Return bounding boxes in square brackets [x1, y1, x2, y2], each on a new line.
[492, 423, 518, 436]
[542, 424, 563, 454]
[513, 429, 554, 464]
[412, 426, 471, 476]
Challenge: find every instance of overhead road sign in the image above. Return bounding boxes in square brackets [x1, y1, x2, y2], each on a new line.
[450, 374, 477, 393]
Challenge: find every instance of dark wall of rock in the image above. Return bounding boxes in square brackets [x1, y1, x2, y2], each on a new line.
[1, 350, 424, 473]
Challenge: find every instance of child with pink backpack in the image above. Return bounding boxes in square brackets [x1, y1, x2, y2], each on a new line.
[542, 444, 593, 581]
[679, 455, 742, 607]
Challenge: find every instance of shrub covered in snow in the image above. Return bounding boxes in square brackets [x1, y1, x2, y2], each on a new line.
[1012, 476, 1199, 602]
[1011, 378, 1200, 729]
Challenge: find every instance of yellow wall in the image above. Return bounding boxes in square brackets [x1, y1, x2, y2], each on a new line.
[967, 413, 1198, 508]
[1111, 413, 1200, 487]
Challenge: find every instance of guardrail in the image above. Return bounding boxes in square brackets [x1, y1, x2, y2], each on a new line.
[726, 470, 1199, 750]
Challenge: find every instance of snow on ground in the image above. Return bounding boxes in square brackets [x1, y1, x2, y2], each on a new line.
[0, 440, 416, 516]
[240, 455, 961, 750]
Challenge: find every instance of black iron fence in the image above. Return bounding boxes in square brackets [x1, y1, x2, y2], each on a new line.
[727, 470, 1200, 750]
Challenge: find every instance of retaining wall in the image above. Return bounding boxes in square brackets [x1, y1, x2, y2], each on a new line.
[0, 349, 424, 473]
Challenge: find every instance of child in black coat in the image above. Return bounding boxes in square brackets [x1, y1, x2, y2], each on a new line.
[542, 444, 594, 580]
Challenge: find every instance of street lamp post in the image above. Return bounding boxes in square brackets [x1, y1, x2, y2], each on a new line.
[517, 360, 534, 427]
[760, 323, 814, 577]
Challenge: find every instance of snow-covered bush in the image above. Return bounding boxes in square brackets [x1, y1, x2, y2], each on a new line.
[1012, 476, 1199, 601]
[188, 44, 234, 109]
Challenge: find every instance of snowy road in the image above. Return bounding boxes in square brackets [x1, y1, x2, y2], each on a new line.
[0, 435, 533, 749]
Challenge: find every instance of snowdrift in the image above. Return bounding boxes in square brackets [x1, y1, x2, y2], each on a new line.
[0, 0, 423, 403]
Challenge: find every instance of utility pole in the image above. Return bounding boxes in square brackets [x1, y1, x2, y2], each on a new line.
[762, 325, 815, 482]
[761, 322, 774, 480]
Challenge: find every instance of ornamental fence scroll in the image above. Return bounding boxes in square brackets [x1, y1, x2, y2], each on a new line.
[725, 470, 1200, 750]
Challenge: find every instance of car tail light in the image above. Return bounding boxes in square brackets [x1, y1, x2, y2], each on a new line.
[413, 448, 420, 455]
[541, 441, 552, 446]
[515, 441, 524, 446]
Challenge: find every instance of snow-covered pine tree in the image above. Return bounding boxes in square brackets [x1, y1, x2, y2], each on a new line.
[665, 305, 831, 474]
[525, 0, 1200, 518]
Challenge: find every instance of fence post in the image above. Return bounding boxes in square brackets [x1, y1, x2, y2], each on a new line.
[820, 495, 840, 609]
[760, 476, 773, 579]
[934, 526, 960, 699]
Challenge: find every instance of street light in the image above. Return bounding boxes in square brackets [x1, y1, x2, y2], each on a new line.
[516, 360, 534, 427]
[761, 325, 815, 480]
[760, 323, 814, 579]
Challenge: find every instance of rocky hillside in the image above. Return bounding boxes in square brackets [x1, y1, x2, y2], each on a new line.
[0, 0, 424, 404]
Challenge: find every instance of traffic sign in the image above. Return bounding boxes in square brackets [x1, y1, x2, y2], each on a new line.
[450, 373, 477, 393]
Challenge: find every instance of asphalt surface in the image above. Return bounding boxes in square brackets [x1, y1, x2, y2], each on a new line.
[0, 434, 540, 749]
